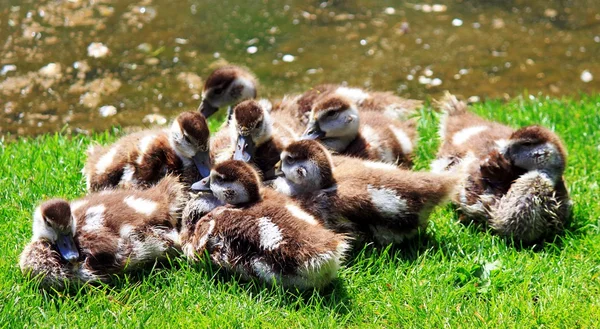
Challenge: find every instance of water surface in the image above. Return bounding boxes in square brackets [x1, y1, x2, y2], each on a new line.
[1, 0, 599, 136]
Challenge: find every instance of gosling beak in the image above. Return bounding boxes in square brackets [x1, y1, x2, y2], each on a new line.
[198, 99, 219, 118]
[191, 177, 212, 192]
[301, 122, 326, 140]
[56, 232, 79, 264]
[192, 150, 211, 178]
[274, 160, 284, 177]
[233, 134, 255, 162]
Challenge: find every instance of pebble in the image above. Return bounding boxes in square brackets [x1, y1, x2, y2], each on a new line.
[418, 76, 431, 84]
[282, 54, 295, 62]
[143, 114, 167, 125]
[247, 46, 258, 54]
[88, 42, 109, 58]
[468, 96, 481, 103]
[99, 105, 117, 117]
[430, 78, 442, 86]
[580, 70, 593, 83]
[1, 64, 17, 76]
[452, 19, 463, 27]
[144, 58, 160, 65]
[38, 63, 61, 77]
[384, 7, 395, 15]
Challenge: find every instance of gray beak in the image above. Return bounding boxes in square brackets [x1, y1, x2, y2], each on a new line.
[274, 160, 284, 177]
[56, 232, 79, 264]
[192, 151, 211, 178]
[302, 122, 326, 140]
[191, 177, 212, 192]
[198, 100, 219, 118]
[233, 135, 255, 162]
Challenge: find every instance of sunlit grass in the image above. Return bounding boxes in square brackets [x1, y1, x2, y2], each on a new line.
[1, 96, 599, 327]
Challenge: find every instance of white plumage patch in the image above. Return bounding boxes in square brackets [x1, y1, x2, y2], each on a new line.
[430, 158, 452, 173]
[83, 204, 106, 232]
[452, 126, 489, 145]
[95, 147, 118, 175]
[388, 125, 413, 154]
[367, 185, 407, 217]
[120, 164, 136, 185]
[362, 125, 392, 162]
[120, 224, 134, 238]
[286, 204, 319, 225]
[70, 199, 89, 213]
[197, 219, 215, 251]
[495, 138, 509, 154]
[124, 196, 158, 216]
[136, 134, 156, 164]
[257, 217, 283, 251]
[363, 161, 398, 171]
[335, 87, 370, 104]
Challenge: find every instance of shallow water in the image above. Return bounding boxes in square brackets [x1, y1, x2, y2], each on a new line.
[1, 0, 599, 136]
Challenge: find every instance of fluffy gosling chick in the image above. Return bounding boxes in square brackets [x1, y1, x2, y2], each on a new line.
[302, 95, 417, 167]
[84, 111, 211, 191]
[276, 84, 422, 125]
[272, 140, 460, 245]
[212, 99, 302, 179]
[198, 65, 257, 120]
[182, 160, 349, 289]
[433, 93, 571, 243]
[19, 177, 186, 290]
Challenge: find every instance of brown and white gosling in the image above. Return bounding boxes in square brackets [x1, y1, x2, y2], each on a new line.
[301, 94, 417, 168]
[181, 160, 349, 289]
[198, 65, 257, 121]
[83, 111, 211, 191]
[19, 176, 186, 290]
[211, 99, 303, 179]
[276, 84, 423, 126]
[271, 140, 461, 245]
[433, 93, 571, 243]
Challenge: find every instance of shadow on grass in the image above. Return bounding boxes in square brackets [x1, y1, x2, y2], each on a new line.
[28, 252, 355, 316]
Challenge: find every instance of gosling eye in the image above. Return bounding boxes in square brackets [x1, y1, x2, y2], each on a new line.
[183, 134, 191, 144]
[286, 156, 295, 164]
[214, 87, 225, 95]
[325, 111, 339, 119]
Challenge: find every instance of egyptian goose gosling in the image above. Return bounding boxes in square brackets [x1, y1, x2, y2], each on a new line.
[83, 111, 211, 191]
[198, 65, 257, 120]
[276, 84, 422, 126]
[19, 176, 186, 289]
[182, 160, 349, 289]
[301, 94, 417, 167]
[272, 140, 461, 245]
[433, 93, 571, 243]
[211, 99, 302, 179]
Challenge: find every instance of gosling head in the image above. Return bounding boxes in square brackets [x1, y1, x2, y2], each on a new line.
[32, 199, 79, 263]
[231, 100, 273, 162]
[198, 65, 257, 118]
[504, 125, 567, 182]
[276, 140, 336, 194]
[302, 95, 360, 152]
[191, 160, 261, 205]
[170, 111, 212, 178]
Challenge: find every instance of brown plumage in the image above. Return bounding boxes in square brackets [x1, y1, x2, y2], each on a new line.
[211, 99, 302, 179]
[19, 176, 187, 290]
[83, 111, 212, 191]
[182, 160, 349, 289]
[198, 65, 258, 120]
[433, 93, 571, 243]
[302, 94, 417, 168]
[275, 84, 422, 126]
[273, 140, 460, 245]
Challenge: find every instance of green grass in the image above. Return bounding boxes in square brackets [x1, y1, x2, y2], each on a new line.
[1, 96, 599, 327]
